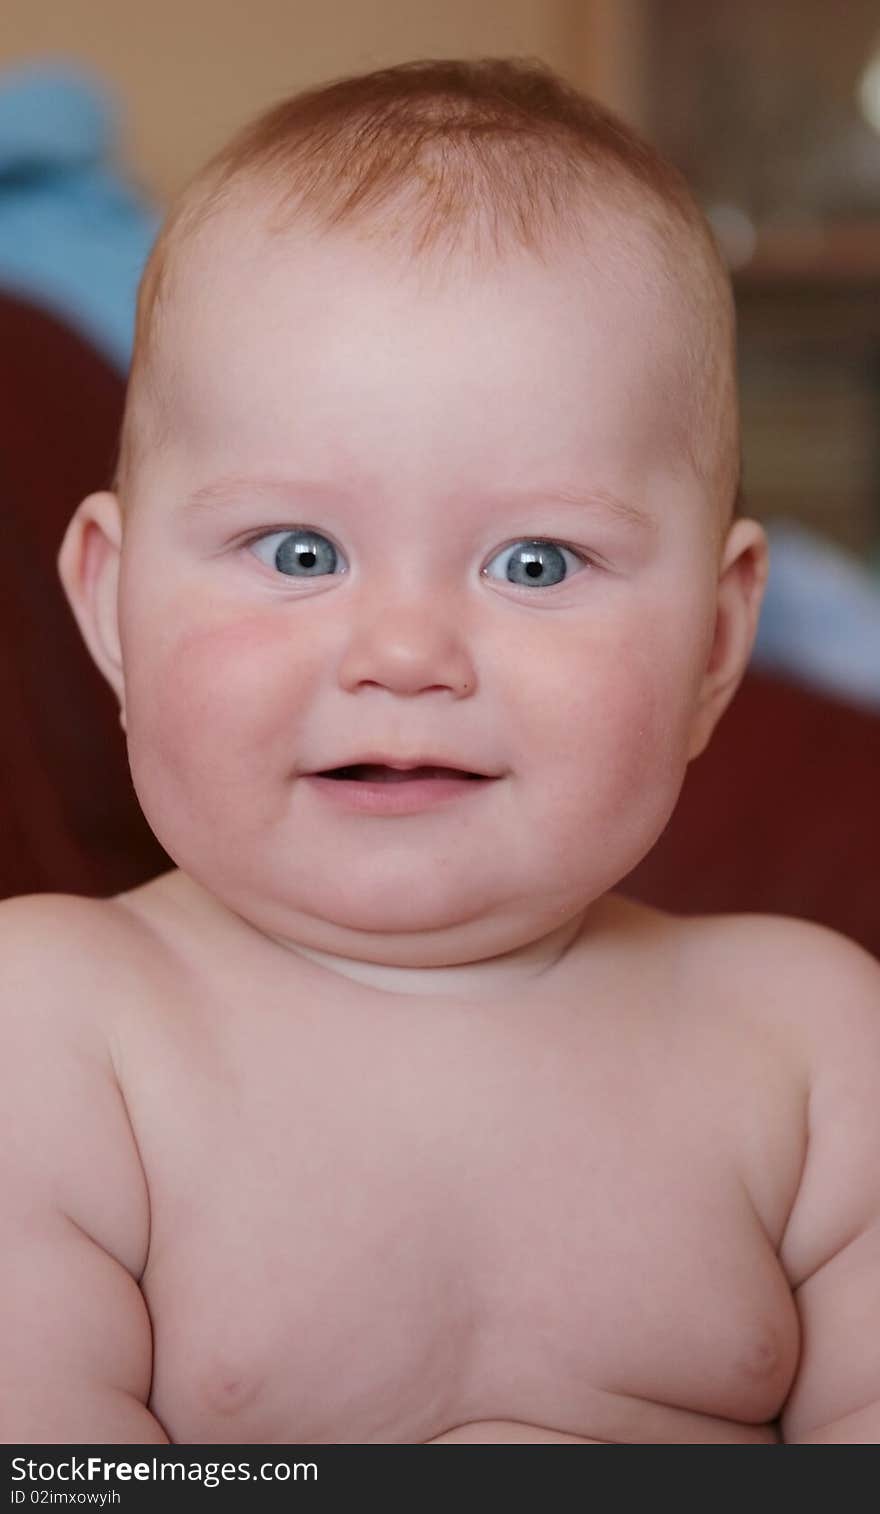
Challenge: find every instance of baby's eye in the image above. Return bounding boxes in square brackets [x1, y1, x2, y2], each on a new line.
[482, 539, 585, 589]
[247, 528, 345, 578]
[246, 529, 586, 588]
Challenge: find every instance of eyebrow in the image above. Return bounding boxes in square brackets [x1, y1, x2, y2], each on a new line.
[182, 474, 657, 532]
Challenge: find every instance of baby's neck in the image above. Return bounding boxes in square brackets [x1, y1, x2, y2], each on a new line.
[152, 868, 627, 1004]
[274, 909, 594, 1000]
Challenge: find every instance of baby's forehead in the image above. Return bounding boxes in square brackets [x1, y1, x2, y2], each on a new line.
[164, 234, 672, 442]
[161, 192, 696, 387]
[137, 192, 729, 528]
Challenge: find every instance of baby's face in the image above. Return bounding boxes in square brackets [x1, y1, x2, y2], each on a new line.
[113, 209, 727, 978]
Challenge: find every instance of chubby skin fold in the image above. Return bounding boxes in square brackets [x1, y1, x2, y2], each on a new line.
[2, 196, 878, 1445]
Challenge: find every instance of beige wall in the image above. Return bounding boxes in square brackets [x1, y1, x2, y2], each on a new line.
[0, 0, 646, 202]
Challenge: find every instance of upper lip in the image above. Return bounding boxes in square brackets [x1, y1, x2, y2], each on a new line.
[306, 751, 499, 777]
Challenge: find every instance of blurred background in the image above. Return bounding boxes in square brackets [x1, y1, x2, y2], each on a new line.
[0, 0, 877, 950]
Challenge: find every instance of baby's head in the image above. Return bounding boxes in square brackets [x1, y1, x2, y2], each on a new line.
[59, 58, 768, 987]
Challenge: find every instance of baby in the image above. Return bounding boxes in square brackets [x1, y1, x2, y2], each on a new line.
[4, 57, 880, 1445]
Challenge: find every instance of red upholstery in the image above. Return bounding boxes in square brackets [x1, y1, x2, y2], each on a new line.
[0, 290, 168, 898]
[0, 289, 877, 958]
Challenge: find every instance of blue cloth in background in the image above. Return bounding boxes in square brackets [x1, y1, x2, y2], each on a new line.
[752, 519, 880, 711]
[0, 58, 159, 373]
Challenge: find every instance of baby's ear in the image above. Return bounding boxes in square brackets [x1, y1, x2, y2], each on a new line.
[57, 491, 127, 732]
[687, 517, 769, 761]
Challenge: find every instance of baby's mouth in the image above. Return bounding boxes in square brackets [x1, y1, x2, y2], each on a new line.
[322, 764, 484, 783]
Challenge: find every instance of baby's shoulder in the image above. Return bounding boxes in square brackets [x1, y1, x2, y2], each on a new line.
[615, 895, 879, 1066]
[671, 907, 879, 1032]
[665, 909, 880, 1157]
[0, 887, 153, 1037]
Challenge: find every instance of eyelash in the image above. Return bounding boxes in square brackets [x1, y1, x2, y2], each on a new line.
[238, 526, 598, 588]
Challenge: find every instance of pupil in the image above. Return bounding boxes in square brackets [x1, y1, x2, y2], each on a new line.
[299, 550, 317, 568]
[526, 559, 543, 578]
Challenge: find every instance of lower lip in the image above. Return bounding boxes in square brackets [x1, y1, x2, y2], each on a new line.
[304, 772, 497, 815]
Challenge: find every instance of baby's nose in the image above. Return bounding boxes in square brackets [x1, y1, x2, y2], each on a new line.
[336, 600, 476, 697]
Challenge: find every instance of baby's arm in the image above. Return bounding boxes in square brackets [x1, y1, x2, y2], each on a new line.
[776, 925, 880, 1443]
[0, 897, 167, 1443]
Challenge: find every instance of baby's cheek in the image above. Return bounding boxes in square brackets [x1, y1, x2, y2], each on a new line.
[605, 674, 681, 802]
[564, 635, 692, 841]
[126, 611, 310, 799]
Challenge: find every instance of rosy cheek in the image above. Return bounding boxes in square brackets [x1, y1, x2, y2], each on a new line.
[563, 626, 691, 813]
[127, 610, 310, 771]
[618, 670, 700, 851]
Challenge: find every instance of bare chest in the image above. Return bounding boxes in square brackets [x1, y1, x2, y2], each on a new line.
[127, 978, 800, 1444]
